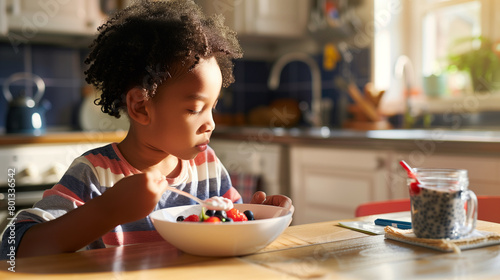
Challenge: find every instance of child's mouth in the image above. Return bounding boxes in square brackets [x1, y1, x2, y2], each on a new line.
[196, 142, 208, 152]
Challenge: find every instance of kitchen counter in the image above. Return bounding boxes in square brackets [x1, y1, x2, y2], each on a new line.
[2, 127, 500, 154]
[212, 126, 500, 155]
[0, 131, 127, 145]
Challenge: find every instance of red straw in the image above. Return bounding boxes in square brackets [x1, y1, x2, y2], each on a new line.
[399, 160, 418, 181]
[400, 160, 421, 194]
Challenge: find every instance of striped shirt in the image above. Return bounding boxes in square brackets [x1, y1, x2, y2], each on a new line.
[1, 143, 241, 258]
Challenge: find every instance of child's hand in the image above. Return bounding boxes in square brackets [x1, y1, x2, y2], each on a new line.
[16, 169, 169, 258]
[101, 170, 169, 225]
[250, 191, 293, 212]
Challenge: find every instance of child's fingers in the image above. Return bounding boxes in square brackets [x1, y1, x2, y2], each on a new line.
[250, 191, 267, 204]
[142, 169, 168, 194]
[255, 194, 293, 210]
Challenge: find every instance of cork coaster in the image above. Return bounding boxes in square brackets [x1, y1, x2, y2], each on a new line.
[384, 226, 500, 253]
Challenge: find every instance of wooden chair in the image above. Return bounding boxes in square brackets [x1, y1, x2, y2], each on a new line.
[355, 196, 500, 223]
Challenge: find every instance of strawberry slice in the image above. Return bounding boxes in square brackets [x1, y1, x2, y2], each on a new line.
[183, 214, 200, 222]
[226, 208, 248, 222]
[204, 216, 221, 223]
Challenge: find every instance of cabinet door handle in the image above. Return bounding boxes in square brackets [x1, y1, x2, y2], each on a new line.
[376, 157, 386, 169]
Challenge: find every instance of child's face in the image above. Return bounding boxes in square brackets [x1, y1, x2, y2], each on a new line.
[145, 57, 222, 160]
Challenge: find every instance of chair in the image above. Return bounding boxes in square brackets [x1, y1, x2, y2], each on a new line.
[355, 198, 410, 217]
[476, 196, 500, 223]
[355, 196, 500, 223]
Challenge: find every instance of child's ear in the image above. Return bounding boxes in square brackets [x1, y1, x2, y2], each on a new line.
[126, 88, 150, 125]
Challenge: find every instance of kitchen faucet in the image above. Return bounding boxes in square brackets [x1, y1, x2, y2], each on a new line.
[268, 52, 323, 127]
[395, 55, 418, 128]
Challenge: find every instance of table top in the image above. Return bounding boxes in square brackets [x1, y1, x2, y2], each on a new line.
[1, 212, 500, 279]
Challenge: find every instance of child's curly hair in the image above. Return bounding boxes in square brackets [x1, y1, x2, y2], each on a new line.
[84, 0, 243, 118]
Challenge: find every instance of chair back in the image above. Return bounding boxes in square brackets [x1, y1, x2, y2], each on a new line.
[355, 199, 410, 217]
[476, 196, 500, 223]
[355, 196, 500, 223]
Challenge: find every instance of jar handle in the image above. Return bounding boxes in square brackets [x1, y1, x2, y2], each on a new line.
[462, 190, 478, 236]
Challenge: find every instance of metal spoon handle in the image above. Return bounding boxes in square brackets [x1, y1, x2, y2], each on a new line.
[164, 185, 233, 211]
[165, 185, 204, 205]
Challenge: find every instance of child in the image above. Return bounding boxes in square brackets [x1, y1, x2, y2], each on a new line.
[1, 0, 292, 259]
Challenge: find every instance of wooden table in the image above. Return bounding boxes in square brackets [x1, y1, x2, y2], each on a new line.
[1, 212, 500, 279]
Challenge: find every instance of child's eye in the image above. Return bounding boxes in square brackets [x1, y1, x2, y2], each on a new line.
[188, 109, 201, 114]
[212, 101, 219, 112]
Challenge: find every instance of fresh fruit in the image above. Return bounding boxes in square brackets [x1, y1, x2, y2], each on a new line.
[226, 208, 248, 222]
[204, 216, 221, 223]
[214, 210, 228, 221]
[243, 210, 255, 221]
[177, 207, 256, 223]
[205, 209, 216, 217]
[410, 182, 421, 195]
[199, 208, 211, 221]
[184, 214, 200, 222]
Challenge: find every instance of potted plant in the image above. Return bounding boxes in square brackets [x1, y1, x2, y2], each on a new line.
[447, 36, 500, 92]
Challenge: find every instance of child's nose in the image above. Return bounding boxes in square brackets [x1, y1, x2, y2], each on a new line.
[200, 112, 215, 133]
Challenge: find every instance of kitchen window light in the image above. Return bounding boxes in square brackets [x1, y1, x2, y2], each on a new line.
[373, 0, 500, 117]
[422, 0, 481, 96]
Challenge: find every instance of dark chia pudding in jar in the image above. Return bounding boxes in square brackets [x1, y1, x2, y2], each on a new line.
[410, 186, 465, 239]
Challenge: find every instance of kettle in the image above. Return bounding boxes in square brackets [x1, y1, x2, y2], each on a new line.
[3, 72, 47, 135]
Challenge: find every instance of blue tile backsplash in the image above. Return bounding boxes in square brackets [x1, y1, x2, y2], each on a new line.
[227, 47, 371, 128]
[0, 41, 370, 132]
[0, 42, 86, 132]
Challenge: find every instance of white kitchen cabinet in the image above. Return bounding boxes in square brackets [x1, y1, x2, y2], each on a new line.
[209, 139, 285, 198]
[196, 0, 310, 38]
[290, 144, 500, 225]
[392, 153, 500, 197]
[290, 146, 392, 225]
[2, 0, 105, 37]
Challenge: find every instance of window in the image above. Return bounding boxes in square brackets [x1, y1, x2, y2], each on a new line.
[422, 0, 481, 96]
[374, 0, 500, 115]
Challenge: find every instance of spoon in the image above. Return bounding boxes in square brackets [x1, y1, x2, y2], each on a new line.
[399, 160, 421, 194]
[165, 185, 233, 211]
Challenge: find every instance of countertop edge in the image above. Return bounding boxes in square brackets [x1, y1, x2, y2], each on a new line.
[2, 128, 500, 156]
[211, 128, 500, 155]
[0, 131, 127, 145]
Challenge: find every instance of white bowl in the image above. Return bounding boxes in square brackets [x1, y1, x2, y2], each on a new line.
[150, 203, 293, 257]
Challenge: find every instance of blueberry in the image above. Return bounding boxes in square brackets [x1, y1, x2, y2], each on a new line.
[244, 210, 255, 221]
[224, 217, 233, 223]
[205, 209, 216, 217]
[215, 210, 227, 219]
[176, 216, 185, 222]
